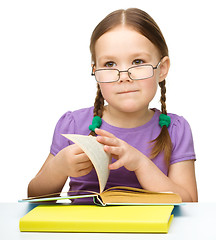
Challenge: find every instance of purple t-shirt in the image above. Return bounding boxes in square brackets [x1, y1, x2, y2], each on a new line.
[50, 106, 196, 203]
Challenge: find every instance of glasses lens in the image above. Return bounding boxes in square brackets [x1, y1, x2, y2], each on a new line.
[129, 65, 153, 80]
[95, 69, 118, 82]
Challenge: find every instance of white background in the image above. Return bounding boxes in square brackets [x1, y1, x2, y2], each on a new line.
[0, 0, 215, 202]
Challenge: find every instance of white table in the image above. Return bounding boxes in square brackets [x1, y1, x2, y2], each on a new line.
[0, 202, 215, 240]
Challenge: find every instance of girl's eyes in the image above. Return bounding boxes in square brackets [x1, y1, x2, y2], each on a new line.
[132, 59, 144, 65]
[104, 59, 144, 67]
[105, 62, 116, 68]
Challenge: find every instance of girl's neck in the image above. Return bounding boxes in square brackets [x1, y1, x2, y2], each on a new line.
[103, 105, 155, 128]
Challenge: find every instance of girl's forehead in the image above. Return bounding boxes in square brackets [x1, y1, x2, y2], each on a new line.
[94, 26, 160, 61]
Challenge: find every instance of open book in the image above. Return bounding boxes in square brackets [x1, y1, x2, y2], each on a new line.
[20, 134, 182, 206]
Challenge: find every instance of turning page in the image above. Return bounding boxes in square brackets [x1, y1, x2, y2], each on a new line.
[62, 134, 111, 193]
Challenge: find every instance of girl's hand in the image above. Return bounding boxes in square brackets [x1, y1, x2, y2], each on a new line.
[95, 128, 146, 171]
[56, 144, 93, 178]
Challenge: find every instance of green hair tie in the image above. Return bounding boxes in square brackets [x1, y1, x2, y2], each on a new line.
[159, 114, 171, 128]
[89, 116, 102, 132]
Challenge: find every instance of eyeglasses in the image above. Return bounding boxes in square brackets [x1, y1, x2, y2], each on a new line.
[91, 61, 161, 83]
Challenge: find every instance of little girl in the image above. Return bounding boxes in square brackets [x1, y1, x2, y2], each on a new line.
[28, 8, 198, 202]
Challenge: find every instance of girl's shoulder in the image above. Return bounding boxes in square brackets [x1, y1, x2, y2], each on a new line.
[55, 106, 94, 134]
[61, 106, 94, 119]
[50, 106, 94, 155]
[164, 110, 195, 161]
[167, 111, 192, 132]
[153, 108, 192, 132]
[157, 109, 193, 143]
[152, 109, 196, 163]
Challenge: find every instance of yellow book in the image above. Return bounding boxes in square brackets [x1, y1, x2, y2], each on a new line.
[19, 205, 174, 233]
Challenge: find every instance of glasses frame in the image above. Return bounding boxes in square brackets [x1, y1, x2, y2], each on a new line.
[91, 60, 161, 83]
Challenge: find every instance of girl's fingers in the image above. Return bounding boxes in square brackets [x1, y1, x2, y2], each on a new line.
[78, 165, 93, 177]
[68, 144, 84, 155]
[75, 157, 93, 173]
[75, 152, 90, 161]
[95, 128, 115, 138]
[109, 160, 124, 170]
[104, 145, 122, 156]
[77, 159, 93, 167]
[96, 136, 118, 146]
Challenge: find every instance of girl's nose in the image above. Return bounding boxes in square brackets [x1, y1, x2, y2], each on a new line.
[118, 70, 133, 82]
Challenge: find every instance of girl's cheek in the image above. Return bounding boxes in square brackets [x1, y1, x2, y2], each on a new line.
[99, 83, 113, 100]
[140, 77, 158, 90]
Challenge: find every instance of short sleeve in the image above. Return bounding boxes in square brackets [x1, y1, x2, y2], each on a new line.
[170, 116, 196, 164]
[50, 112, 75, 156]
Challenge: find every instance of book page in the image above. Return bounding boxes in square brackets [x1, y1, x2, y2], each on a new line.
[100, 186, 182, 204]
[62, 134, 111, 193]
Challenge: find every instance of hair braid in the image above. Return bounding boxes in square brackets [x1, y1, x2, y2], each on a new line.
[150, 80, 172, 166]
[93, 84, 104, 117]
[89, 84, 104, 136]
[159, 80, 167, 115]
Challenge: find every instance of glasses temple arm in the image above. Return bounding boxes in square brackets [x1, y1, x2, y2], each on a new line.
[91, 64, 95, 76]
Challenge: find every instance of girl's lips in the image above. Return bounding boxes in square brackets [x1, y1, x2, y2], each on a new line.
[118, 90, 139, 94]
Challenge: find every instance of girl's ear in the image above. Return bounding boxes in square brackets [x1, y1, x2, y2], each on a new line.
[159, 56, 170, 82]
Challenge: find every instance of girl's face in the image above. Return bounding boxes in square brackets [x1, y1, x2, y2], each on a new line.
[94, 26, 167, 114]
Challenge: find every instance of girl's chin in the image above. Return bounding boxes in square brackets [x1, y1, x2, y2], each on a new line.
[115, 102, 146, 113]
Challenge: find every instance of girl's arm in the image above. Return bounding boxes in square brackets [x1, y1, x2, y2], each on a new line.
[28, 153, 68, 197]
[135, 158, 198, 202]
[95, 128, 198, 202]
[28, 144, 93, 197]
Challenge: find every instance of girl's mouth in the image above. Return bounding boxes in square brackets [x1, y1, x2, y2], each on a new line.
[118, 90, 139, 94]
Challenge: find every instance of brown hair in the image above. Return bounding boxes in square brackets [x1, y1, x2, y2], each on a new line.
[89, 8, 172, 165]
